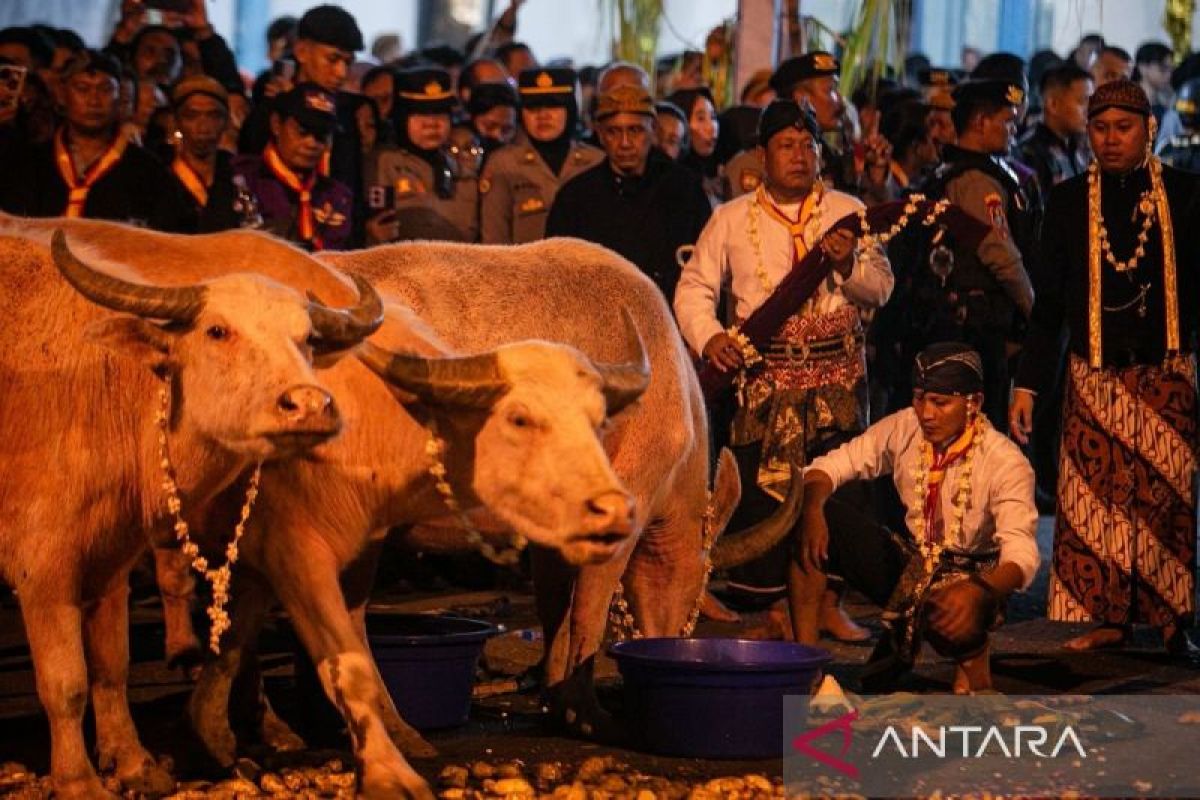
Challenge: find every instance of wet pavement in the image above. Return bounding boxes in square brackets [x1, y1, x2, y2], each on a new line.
[0, 516, 1197, 793]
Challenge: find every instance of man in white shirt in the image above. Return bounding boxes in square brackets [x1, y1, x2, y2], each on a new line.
[674, 98, 893, 634]
[792, 343, 1039, 693]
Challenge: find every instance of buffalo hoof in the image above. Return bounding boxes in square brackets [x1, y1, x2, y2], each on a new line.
[166, 645, 205, 682]
[189, 692, 238, 768]
[361, 764, 435, 800]
[260, 711, 306, 753]
[390, 728, 438, 759]
[53, 775, 121, 800]
[117, 757, 175, 798]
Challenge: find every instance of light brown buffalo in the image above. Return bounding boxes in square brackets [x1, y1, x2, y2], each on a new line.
[0, 218, 382, 799]
[20, 222, 657, 800]
[187, 239, 796, 775]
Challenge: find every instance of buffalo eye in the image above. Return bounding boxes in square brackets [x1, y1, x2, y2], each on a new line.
[205, 325, 229, 341]
[507, 409, 532, 429]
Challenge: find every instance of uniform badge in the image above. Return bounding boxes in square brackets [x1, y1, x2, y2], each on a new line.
[313, 201, 346, 227]
[479, 177, 491, 194]
[740, 169, 761, 193]
[983, 192, 1007, 239]
[395, 176, 424, 196]
[518, 196, 545, 214]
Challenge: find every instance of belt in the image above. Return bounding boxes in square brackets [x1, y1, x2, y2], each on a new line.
[1104, 347, 1190, 369]
[763, 332, 865, 363]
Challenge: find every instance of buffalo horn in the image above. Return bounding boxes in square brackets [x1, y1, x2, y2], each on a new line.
[307, 273, 385, 351]
[50, 229, 205, 322]
[710, 460, 805, 569]
[357, 341, 511, 409]
[593, 307, 651, 415]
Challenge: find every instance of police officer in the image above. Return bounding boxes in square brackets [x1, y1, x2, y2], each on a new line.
[916, 67, 959, 154]
[905, 79, 1036, 429]
[370, 66, 479, 243]
[480, 67, 603, 245]
[1158, 76, 1200, 171]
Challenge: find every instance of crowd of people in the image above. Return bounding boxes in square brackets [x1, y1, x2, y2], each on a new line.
[1, 0, 1198, 694]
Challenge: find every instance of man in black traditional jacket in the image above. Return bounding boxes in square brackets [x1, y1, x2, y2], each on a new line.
[545, 84, 710, 303]
[1011, 79, 1200, 654]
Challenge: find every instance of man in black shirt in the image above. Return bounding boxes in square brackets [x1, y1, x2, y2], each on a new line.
[0, 49, 184, 230]
[1018, 63, 1093, 196]
[545, 84, 710, 302]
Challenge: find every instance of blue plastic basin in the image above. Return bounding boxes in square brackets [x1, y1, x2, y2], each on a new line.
[609, 637, 831, 759]
[368, 613, 498, 730]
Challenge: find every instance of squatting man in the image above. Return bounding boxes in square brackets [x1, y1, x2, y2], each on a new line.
[790, 343, 1040, 693]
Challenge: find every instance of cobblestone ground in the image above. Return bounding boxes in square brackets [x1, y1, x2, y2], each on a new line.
[0, 517, 1197, 797]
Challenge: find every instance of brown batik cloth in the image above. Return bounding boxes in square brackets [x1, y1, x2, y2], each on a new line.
[861, 533, 1001, 689]
[731, 306, 868, 500]
[1049, 354, 1198, 630]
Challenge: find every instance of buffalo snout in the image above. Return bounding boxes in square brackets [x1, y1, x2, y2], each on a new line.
[276, 384, 339, 429]
[582, 490, 636, 540]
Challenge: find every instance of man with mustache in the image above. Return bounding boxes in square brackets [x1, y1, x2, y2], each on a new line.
[675, 98, 892, 635]
[1011, 79, 1200, 654]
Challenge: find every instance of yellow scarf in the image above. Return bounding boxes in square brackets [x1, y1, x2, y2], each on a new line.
[54, 127, 128, 218]
[172, 156, 210, 209]
[755, 184, 820, 262]
[919, 421, 977, 543]
[263, 142, 320, 249]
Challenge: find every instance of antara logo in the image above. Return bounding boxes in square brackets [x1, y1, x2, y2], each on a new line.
[872, 724, 1087, 759]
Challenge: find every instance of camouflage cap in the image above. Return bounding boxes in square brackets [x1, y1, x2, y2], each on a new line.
[595, 84, 654, 121]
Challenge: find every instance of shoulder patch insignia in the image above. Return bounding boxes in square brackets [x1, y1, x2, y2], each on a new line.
[740, 169, 761, 193]
[479, 177, 491, 195]
[983, 191, 1007, 239]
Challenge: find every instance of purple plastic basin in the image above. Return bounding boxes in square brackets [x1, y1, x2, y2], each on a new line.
[609, 637, 831, 759]
[369, 613, 498, 730]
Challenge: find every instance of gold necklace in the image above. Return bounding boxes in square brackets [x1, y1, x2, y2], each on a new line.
[1088, 162, 1158, 274]
[156, 385, 262, 654]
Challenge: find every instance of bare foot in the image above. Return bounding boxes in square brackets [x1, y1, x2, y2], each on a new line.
[699, 590, 741, 623]
[1063, 625, 1128, 652]
[820, 603, 870, 643]
[953, 644, 992, 694]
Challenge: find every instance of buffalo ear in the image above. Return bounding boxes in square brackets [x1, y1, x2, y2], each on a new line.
[85, 316, 174, 364]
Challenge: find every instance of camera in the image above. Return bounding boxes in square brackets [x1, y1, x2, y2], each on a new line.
[367, 184, 396, 211]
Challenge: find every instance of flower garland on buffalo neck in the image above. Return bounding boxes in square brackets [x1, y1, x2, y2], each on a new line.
[156, 385, 262, 655]
[423, 419, 526, 567]
[910, 409, 988, 563]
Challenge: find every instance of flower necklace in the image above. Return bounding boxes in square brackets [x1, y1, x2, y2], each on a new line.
[423, 420, 526, 566]
[748, 183, 824, 294]
[910, 411, 987, 560]
[156, 385, 261, 654]
[1088, 161, 1159, 274]
[608, 492, 718, 641]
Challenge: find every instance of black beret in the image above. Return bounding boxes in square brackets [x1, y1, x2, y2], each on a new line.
[912, 342, 984, 396]
[297, 4, 364, 53]
[517, 67, 577, 107]
[757, 98, 820, 147]
[394, 67, 455, 114]
[952, 79, 1026, 108]
[769, 51, 839, 96]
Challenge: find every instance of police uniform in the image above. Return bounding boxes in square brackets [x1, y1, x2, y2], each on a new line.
[1158, 77, 1200, 172]
[372, 67, 479, 242]
[906, 80, 1036, 429]
[480, 68, 603, 244]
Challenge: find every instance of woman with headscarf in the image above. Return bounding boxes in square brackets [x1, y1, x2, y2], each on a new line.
[368, 66, 479, 243]
[666, 86, 725, 204]
[479, 67, 603, 244]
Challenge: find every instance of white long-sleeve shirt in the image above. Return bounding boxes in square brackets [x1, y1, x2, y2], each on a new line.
[673, 187, 894, 356]
[807, 408, 1041, 589]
